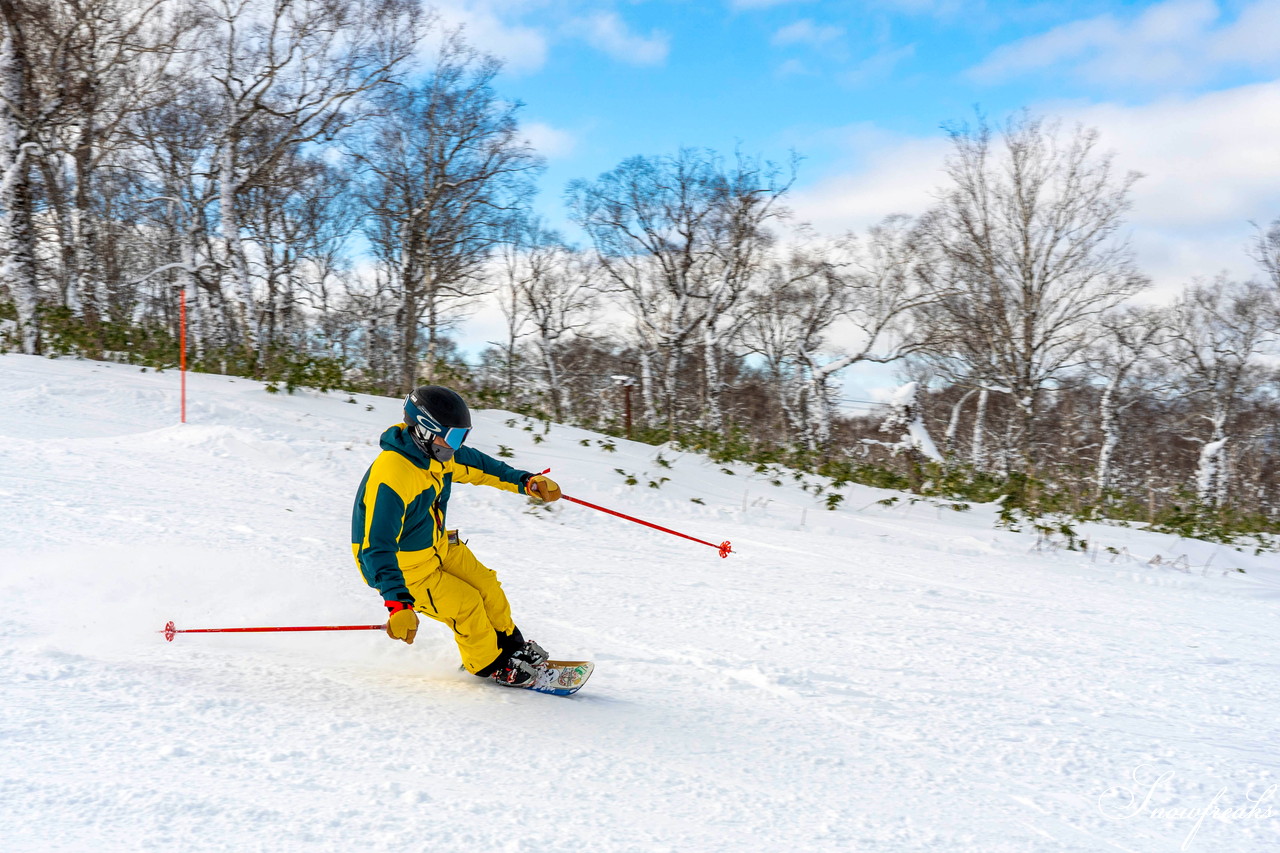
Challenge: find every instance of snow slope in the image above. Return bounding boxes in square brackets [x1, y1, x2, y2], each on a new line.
[1, 353, 1277, 852]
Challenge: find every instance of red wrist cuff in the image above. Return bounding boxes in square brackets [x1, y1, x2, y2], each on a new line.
[385, 600, 414, 614]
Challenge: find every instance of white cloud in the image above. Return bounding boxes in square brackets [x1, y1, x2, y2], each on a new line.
[1060, 81, 1280, 296]
[567, 12, 670, 66]
[423, 3, 679, 76]
[1208, 0, 1280, 65]
[522, 121, 578, 159]
[788, 125, 950, 232]
[430, 1, 551, 75]
[789, 81, 1280, 299]
[773, 19, 845, 47]
[970, 0, 1280, 87]
[1065, 83, 1280, 228]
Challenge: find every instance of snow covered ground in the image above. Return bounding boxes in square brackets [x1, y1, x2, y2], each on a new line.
[1, 353, 1277, 852]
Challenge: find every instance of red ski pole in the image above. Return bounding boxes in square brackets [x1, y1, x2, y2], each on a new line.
[161, 620, 385, 642]
[540, 468, 733, 558]
[563, 494, 732, 557]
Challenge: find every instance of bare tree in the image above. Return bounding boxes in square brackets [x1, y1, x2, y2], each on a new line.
[240, 149, 360, 363]
[128, 75, 228, 364]
[739, 251, 822, 438]
[517, 245, 597, 423]
[740, 216, 927, 451]
[802, 216, 929, 447]
[0, 0, 39, 352]
[568, 147, 791, 434]
[697, 152, 794, 430]
[1251, 217, 1280, 292]
[568, 148, 719, 430]
[491, 220, 532, 398]
[286, 159, 360, 335]
[7, 0, 202, 354]
[492, 218, 599, 421]
[204, 0, 423, 369]
[355, 31, 541, 393]
[1251, 217, 1280, 332]
[1163, 277, 1275, 507]
[915, 112, 1148, 473]
[1088, 305, 1166, 501]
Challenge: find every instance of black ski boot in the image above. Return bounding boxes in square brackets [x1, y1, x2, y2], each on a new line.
[492, 639, 548, 687]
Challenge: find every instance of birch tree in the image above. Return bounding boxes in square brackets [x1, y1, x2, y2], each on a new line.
[738, 218, 928, 451]
[697, 152, 793, 430]
[568, 148, 719, 430]
[1252, 217, 1280, 330]
[800, 215, 929, 447]
[8, 1, 200, 353]
[493, 219, 598, 420]
[739, 252, 823, 437]
[517, 244, 597, 423]
[128, 77, 227, 363]
[204, 0, 423, 368]
[1164, 278, 1274, 507]
[355, 32, 541, 392]
[915, 113, 1148, 474]
[1088, 305, 1165, 501]
[0, 0, 38, 352]
[491, 220, 533, 398]
[568, 147, 791, 434]
[1252, 217, 1279, 292]
[240, 149, 356, 362]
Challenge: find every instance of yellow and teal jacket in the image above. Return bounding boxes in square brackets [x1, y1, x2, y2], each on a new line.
[351, 424, 532, 605]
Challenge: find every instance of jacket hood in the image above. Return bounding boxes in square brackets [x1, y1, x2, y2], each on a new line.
[380, 423, 436, 470]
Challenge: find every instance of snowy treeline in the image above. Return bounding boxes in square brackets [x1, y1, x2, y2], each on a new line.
[2, 2, 1279, 525]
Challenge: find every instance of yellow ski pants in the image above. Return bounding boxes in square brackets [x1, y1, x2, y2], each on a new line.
[403, 535, 516, 674]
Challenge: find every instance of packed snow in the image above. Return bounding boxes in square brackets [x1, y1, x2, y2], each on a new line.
[1, 353, 1277, 852]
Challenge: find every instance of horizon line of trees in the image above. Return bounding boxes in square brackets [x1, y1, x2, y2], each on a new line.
[3, 0, 1279, 537]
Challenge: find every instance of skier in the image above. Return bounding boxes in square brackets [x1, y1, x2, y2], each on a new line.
[352, 385, 562, 687]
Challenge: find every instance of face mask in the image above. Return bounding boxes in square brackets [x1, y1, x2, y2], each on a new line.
[406, 425, 440, 460]
[428, 440, 456, 463]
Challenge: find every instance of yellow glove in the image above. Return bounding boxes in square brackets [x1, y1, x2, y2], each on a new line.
[526, 474, 562, 502]
[385, 603, 418, 644]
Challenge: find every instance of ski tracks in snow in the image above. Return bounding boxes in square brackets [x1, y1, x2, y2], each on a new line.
[2, 355, 1279, 852]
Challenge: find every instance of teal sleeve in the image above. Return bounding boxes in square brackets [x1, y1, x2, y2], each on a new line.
[357, 483, 413, 604]
[454, 446, 533, 493]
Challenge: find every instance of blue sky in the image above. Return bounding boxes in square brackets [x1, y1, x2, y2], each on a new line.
[434, 0, 1280, 395]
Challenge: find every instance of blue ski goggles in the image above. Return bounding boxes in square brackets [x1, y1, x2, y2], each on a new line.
[437, 425, 471, 450]
[407, 419, 470, 450]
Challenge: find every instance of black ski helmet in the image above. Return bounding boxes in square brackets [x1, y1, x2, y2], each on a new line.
[404, 385, 472, 462]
